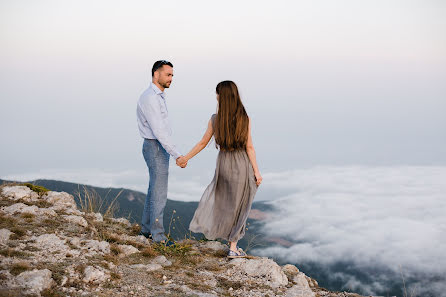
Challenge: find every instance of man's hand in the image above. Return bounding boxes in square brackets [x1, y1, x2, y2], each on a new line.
[176, 156, 188, 168]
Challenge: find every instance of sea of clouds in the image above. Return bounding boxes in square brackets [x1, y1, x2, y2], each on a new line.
[4, 165, 446, 296]
[251, 166, 446, 296]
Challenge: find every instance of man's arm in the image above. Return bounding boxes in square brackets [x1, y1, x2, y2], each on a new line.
[140, 95, 182, 159]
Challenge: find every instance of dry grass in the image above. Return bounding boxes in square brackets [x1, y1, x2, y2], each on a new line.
[0, 214, 16, 229]
[103, 253, 119, 264]
[181, 255, 203, 266]
[100, 231, 121, 244]
[123, 240, 145, 250]
[74, 263, 87, 275]
[186, 279, 213, 292]
[41, 217, 63, 234]
[16, 198, 53, 209]
[9, 227, 26, 240]
[217, 276, 243, 291]
[0, 288, 23, 297]
[110, 271, 121, 280]
[38, 262, 67, 286]
[9, 262, 31, 276]
[110, 244, 122, 256]
[0, 248, 29, 258]
[41, 288, 65, 297]
[75, 186, 122, 219]
[0, 199, 14, 208]
[212, 249, 229, 258]
[21, 212, 35, 222]
[200, 262, 224, 272]
[129, 223, 141, 236]
[140, 246, 158, 258]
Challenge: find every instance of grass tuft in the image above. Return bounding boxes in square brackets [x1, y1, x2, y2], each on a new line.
[9, 227, 26, 240]
[130, 223, 141, 236]
[23, 183, 49, 195]
[0, 248, 29, 258]
[0, 214, 16, 229]
[9, 262, 31, 276]
[75, 186, 122, 219]
[141, 246, 158, 258]
[41, 288, 65, 297]
[217, 276, 243, 291]
[110, 244, 122, 256]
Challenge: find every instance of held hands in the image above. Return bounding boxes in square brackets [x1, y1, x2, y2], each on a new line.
[176, 156, 188, 168]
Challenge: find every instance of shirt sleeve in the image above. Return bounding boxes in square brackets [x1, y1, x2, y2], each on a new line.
[139, 95, 182, 159]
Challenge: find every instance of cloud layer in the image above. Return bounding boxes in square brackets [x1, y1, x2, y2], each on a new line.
[252, 166, 446, 296]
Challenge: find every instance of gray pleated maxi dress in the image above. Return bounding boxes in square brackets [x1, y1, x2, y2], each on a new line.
[189, 114, 258, 242]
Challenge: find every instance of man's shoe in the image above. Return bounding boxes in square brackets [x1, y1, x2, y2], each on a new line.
[138, 232, 152, 240]
[160, 239, 176, 247]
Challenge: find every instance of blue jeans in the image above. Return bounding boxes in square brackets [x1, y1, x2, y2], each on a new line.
[141, 139, 170, 242]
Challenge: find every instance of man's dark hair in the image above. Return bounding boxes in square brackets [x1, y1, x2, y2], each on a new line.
[152, 60, 173, 77]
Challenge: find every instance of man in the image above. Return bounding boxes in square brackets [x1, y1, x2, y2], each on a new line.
[136, 60, 187, 244]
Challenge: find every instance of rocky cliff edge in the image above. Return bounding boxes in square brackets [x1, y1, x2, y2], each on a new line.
[0, 184, 364, 297]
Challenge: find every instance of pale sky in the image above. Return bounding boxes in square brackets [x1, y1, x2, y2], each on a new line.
[1, 0, 445, 185]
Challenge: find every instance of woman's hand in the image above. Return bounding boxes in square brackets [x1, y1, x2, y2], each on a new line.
[254, 171, 263, 186]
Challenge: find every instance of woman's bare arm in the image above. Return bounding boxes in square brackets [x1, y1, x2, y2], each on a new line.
[246, 117, 262, 186]
[183, 119, 214, 162]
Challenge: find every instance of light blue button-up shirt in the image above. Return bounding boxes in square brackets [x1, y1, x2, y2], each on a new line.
[136, 83, 181, 159]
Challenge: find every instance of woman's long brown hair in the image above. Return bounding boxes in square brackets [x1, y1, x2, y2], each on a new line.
[214, 81, 249, 151]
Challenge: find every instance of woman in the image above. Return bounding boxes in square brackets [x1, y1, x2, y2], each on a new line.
[181, 80, 262, 258]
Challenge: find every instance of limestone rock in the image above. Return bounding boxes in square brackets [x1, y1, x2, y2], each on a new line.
[229, 257, 288, 288]
[306, 275, 318, 287]
[35, 234, 69, 251]
[200, 240, 228, 251]
[62, 207, 83, 216]
[152, 255, 172, 267]
[0, 228, 12, 245]
[1, 203, 38, 215]
[0, 203, 56, 216]
[16, 269, 54, 294]
[130, 263, 163, 272]
[43, 191, 77, 210]
[282, 264, 300, 275]
[82, 239, 110, 255]
[130, 264, 147, 269]
[68, 237, 81, 248]
[118, 244, 139, 256]
[294, 273, 311, 287]
[1, 186, 39, 201]
[83, 266, 109, 283]
[87, 212, 103, 222]
[285, 285, 316, 297]
[63, 215, 88, 227]
[111, 217, 131, 227]
[41, 208, 57, 216]
[146, 263, 163, 272]
[284, 273, 315, 297]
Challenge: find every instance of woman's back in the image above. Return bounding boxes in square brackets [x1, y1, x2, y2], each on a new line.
[213, 81, 249, 151]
